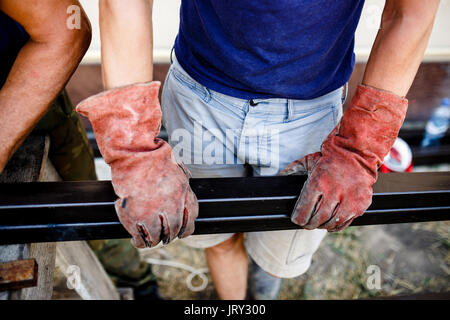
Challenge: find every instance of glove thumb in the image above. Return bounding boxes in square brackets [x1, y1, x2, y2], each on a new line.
[278, 152, 321, 176]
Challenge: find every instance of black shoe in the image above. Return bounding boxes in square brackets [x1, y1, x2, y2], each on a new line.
[133, 280, 163, 300]
[248, 259, 282, 300]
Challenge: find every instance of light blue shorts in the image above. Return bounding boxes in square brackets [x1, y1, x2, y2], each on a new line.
[161, 55, 345, 278]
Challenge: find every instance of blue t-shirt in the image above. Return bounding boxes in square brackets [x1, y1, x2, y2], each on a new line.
[0, 11, 29, 88]
[175, 0, 365, 100]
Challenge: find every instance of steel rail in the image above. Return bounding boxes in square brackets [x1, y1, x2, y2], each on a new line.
[410, 145, 450, 166]
[0, 172, 449, 245]
[398, 127, 450, 147]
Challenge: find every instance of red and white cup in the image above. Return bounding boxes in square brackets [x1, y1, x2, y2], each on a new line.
[381, 137, 413, 173]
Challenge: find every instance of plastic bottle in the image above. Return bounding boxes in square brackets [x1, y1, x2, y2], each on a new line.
[421, 98, 450, 147]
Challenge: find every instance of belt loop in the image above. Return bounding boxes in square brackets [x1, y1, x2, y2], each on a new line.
[341, 82, 348, 105]
[286, 99, 294, 122]
[203, 87, 212, 103]
[170, 47, 174, 65]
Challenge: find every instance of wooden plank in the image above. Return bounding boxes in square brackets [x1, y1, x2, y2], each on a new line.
[17, 242, 56, 300]
[55, 241, 120, 300]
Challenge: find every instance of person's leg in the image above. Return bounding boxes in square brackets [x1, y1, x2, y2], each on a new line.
[243, 88, 345, 297]
[204, 233, 247, 299]
[248, 257, 282, 300]
[88, 239, 160, 300]
[161, 55, 253, 299]
[182, 168, 248, 299]
[181, 166, 248, 299]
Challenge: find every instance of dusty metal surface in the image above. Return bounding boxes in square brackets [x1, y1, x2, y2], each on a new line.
[0, 259, 38, 291]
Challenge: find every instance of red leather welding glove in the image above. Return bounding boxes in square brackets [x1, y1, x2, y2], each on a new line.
[76, 82, 198, 247]
[280, 84, 408, 231]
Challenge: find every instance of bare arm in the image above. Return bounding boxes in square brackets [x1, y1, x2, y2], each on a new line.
[362, 0, 440, 97]
[99, 0, 154, 89]
[0, 0, 91, 173]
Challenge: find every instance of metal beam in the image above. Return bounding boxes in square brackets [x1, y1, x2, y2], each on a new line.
[0, 172, 449, 245]
[411, 145, 450, 166]
[399, 127, 450, 147]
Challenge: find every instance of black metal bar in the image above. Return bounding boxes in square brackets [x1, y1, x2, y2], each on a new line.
[0, 172, 449, 245]
[399, 126, 450, 165]
[411, 145, 450, 166]
[399, 127, 450, 147]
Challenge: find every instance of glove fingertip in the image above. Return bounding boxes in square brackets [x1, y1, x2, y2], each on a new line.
[179, 225, 195, 239]
[75, 93, 100, 116]
[136, 223, 154, 248]
[75, 102, 88, 117]
[178, 207, 193, 239]
[177, 162, 192, 179]
[290, 206, 306, 226]
[186, 188, 199, 214]
[290, 191, 314, 226]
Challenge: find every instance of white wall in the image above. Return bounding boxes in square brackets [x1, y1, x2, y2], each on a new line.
[80, 0, 181, 64]
[80, 0, 450, 64]
[355, 0, 450, 62]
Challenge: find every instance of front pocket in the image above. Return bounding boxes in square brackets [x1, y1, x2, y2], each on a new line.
[170, 68, 209, 102]
[282, 105, 336, 130]
[171, 67, 197, 90]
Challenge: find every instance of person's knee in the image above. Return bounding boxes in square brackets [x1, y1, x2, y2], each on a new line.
[206, 233, 244, 254]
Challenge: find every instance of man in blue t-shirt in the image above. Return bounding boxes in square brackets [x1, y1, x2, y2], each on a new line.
[80, 0, 439, 299]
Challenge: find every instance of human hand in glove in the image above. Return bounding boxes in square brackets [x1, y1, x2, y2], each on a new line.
[76, 82, 198, 247]
[280, 84, 408, 231]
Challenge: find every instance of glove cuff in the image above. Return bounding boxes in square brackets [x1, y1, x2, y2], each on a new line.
[323, 84, 408, 176]
[354, 84, 408, 112]
[76, 82, 163, 163]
